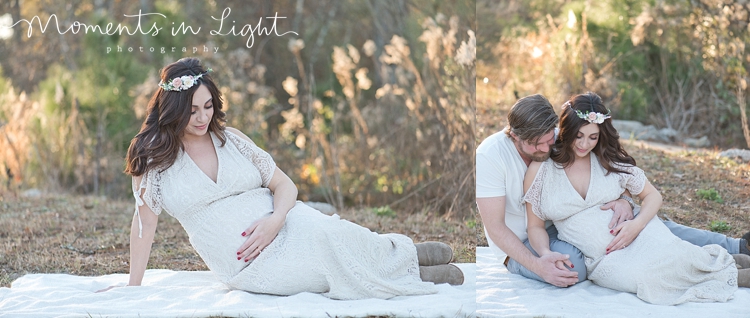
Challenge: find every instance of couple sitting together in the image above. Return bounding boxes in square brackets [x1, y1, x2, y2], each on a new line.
[477, 92, 750, 305]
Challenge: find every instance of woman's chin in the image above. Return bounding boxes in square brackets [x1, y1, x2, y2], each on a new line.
[184, 129, 208, 139]
[575, 150, 591, 158]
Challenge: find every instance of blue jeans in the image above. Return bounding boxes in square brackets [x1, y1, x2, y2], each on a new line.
[508, 219, 740, 284]
[506, 225, 587, 283]
[662, 219, 739, 254]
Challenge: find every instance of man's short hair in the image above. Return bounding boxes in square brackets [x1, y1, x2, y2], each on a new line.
[505, 94, 558, 143]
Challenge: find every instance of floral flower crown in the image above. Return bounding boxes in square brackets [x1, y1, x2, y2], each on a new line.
[563, 100, 612, 124]
[158, 68, 212, 92]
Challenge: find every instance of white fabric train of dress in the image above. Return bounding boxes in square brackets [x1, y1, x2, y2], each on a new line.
[523, 155, 737, 305]
[131, 131, 437, 300]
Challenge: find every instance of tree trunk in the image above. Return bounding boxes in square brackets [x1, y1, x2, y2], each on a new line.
[366, 0, 408, 87]
[139, 0, 154, 63]
[739, 76, 750, 149]
[10, 0, 21, 44]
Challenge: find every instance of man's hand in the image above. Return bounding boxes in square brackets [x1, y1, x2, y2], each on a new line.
[601, 198, 633, 229]
[535, 252, 578, 287]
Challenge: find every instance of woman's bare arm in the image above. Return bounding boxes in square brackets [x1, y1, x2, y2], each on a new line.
[97, 175, 158, 292]
[227, 127, 298, 261]
[128, 179, 159, 286]
[606, 179, 662, 253]
[524, 162, 552, 257]
[523, 161, 577, 287]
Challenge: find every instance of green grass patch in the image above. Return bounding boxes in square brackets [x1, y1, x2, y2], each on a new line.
[709, 220, 731, 233]
[465, 219, 476, 229]
[372, 206, 397, 218]
[696, 188, 723, 203]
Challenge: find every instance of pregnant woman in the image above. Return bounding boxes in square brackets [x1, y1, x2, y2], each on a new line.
[524, 92, 748, 305]
[99, 57, 463, 299]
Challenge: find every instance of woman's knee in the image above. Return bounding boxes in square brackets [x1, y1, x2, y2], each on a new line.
[569, 255, 587, 282]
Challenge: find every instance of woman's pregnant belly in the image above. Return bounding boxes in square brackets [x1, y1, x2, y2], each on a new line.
[554, 206, 616, 259]
[177, 189, 274, 282]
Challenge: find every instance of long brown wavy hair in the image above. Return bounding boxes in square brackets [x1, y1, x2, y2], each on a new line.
[551, 92, 636, 175]
[125, 57, 226, 176]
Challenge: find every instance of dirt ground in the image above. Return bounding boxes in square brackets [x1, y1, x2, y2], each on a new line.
[0, 196, 474, 287]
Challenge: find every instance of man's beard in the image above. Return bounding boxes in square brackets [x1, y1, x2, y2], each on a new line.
[516, 142, 551, 162]
[526, 150, 551, 162]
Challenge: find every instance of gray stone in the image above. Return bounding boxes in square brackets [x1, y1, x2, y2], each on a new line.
[658, 128, 678, 142]
[613, 120, 681, 143]
[612, 120, 666, 142]
[304, 201, 337, 215]
[612, 120, 645, 139]
[21, 189, 41, 198]
[638, 125, 663, 142]
[719, 149, 750, 161]
[684, 136, 710, 148]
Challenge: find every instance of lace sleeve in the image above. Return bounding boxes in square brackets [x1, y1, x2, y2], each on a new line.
[615, 164, 647, 196]
[226, 131, 277, 187]
[131, 168, 163, 238]
[523, 161, 549, 220]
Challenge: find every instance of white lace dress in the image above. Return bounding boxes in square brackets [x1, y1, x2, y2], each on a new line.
[132, 131, 437, 300]
[523, 155, 737, 305]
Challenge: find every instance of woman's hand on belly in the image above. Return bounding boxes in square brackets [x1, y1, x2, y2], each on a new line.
[236, 213, 285, 262]
[606, 218, 647, 254]
[556, 207, 616, 259]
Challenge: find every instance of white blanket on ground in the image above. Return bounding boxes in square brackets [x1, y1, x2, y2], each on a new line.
[0, 263, 475, 318]
[476, 247, 750, 318]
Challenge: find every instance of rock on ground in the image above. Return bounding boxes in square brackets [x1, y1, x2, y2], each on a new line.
[612, 120, 710, 147]
[719, 149, 750, 162]
[303, 201, 337, 215]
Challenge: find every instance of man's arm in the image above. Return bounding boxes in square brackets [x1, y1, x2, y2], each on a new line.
[601, 189, 635, 229]
[477, 196, 578, 287]
[477, 197, 539, 268]
[475, 140, 575, 286]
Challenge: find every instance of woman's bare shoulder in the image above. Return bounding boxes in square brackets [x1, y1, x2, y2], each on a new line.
[527, 161, 543, 176]
[225, 127, 253, 143]
[523, 160, 545, 191]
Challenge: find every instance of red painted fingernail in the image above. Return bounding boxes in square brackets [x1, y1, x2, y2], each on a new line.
[571, 264, 574, 268]
[236, 252, 240, 255]
[610, 230, 613, 234]
[237, 257, 241, 260]
[244, 259, 249, 262]
[241, 232, 246, 236]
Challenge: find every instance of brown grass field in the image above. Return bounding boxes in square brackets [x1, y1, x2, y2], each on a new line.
[0, 197, 475, 287]
[476, 80, 750, 247]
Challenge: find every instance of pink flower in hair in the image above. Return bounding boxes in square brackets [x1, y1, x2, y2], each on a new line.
[158, 68, 213, 92]
[171, 77, 183, 89]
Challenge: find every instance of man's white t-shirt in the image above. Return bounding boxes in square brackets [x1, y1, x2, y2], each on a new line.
[476, 129, 552, 262]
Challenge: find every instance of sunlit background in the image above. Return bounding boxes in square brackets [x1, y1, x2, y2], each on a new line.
[477, 0, 749, 149]
[0, 0, 476, 218]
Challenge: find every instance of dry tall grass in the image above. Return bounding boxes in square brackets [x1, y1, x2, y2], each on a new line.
[1, 11, 476, 222]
